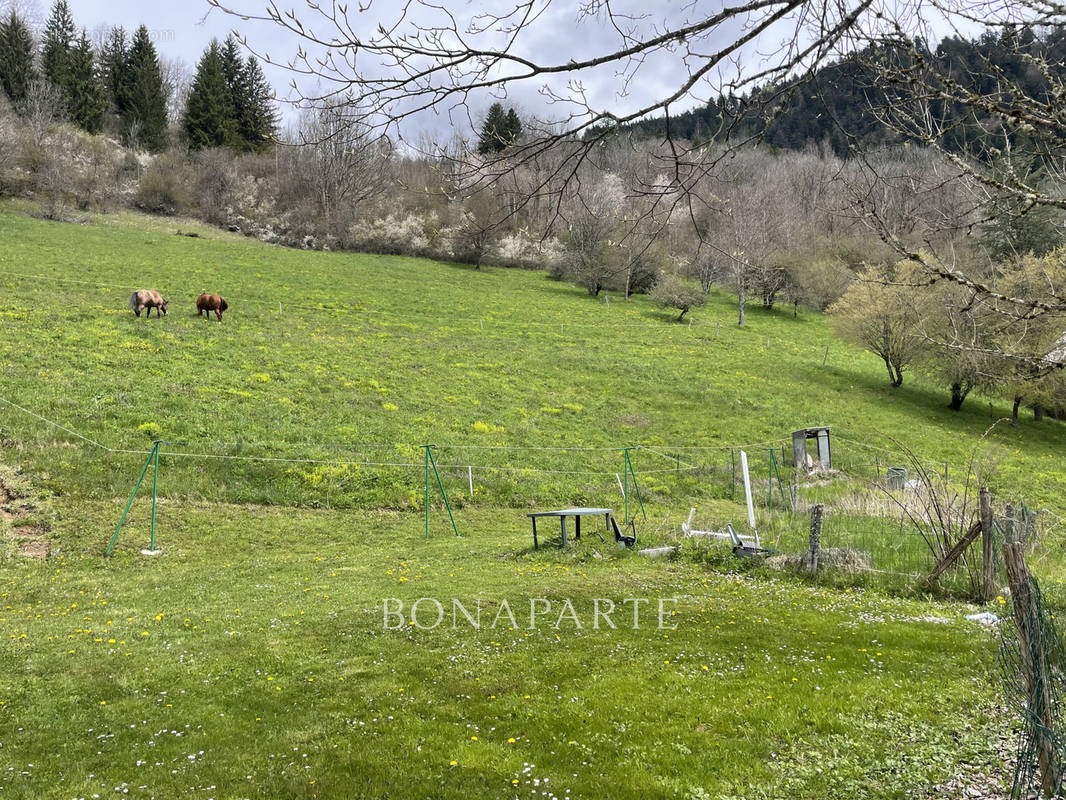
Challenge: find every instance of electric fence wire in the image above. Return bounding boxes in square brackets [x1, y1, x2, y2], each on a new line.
[0, 395, 730, 477]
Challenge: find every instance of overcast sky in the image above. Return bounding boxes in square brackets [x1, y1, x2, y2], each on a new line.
[38, 0, 746, 139]
[20, 0, 981, 142]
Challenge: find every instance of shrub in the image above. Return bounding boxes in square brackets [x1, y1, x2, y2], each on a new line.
[348, 212, 440, 257]
[194, 147, 237, 225]
[135, 150, 192, 215]
[650, 272, 707, 321]
[0, 94, 19, 197]
[784, 255, 855, 310]
[492, 233, 563, 270]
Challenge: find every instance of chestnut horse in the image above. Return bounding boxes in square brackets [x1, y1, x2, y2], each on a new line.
[129, 289, 168, 318]
[196, 293, 229, 322]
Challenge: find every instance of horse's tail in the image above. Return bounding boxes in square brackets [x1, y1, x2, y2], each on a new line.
[220, 298, 229, 311]
[128, 292, 138, 309]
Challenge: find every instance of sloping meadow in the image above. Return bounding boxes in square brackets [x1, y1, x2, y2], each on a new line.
[0, 207, 1063, 516]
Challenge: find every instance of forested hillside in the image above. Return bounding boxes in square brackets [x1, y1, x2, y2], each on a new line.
[617, 27, 1066, 157]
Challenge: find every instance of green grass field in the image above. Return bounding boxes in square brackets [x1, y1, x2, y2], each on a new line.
[0, 204, 1060, 797]
[0, 504, 1008, 799]
[1, 204, 1064, 513]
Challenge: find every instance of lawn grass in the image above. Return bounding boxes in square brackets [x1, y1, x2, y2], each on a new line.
[0, 502, 1008, 799]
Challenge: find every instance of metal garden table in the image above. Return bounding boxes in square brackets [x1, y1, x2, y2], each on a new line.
[528, 507, 612, 549]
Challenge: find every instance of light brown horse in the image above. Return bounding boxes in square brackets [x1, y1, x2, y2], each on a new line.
[196, 293, 229, 322]
[129, 289, 168, 318]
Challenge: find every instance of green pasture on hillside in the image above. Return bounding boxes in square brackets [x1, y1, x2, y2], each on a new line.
[0, 206, 1063, 515]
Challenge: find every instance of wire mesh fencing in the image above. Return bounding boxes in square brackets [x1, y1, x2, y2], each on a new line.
[999, 569, 1066, 799]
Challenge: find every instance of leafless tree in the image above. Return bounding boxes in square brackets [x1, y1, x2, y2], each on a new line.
[210, 0, 889, 230]
[194, 147, 238, 226]
[557, 172, 629, 296]
[17, 78, 62, 149]
[159, 57, 192, 125]
[449, 187, 503, 268]
[689, 149, 789, 324]
[0, 0, 42, 31]
[0, 93, 17, 195]
[287, 101, 392, 233]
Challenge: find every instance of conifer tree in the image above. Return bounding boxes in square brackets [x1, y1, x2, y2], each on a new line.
[476, 103, 522, 154]
[100, 26, 131, 118]
[184, 40, 234, 150]
[124, 25, 167, 151]
[219, 34, 245, 149]
[40, 0, 75, 91]
[0, 9, 36, 104]
[238, 55, 278, 151]
[505, 108, 522, 144]
[67, 30, 105, 133]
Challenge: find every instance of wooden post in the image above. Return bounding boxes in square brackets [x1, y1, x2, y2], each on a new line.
[1002, 538, 1062, 794]
[926, 520, 981, 585]
[808, 504, 823, 574]
[980, 486, 995, 603]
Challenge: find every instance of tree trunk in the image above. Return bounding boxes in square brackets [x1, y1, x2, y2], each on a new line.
[949, 382, 967, 411]
[883, 357, 896, 387]
[892, 365, 904, 388]
[1034, 404, 1045, 421]
[737, 284, 745, 327]
[1012, 395, 1022, 426]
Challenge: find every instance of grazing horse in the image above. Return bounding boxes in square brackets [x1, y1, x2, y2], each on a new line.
[196, 293, 229, 322]
[129, 289, 168, 318]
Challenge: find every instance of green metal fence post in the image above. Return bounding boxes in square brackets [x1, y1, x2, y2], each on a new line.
[428, 447, 460, 537]
[106, 442, 157, 557]
[422, 444, 460, 538]
[622, 448, 646, 522]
